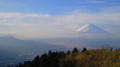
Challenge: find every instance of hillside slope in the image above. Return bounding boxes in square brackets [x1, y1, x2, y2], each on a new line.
[8, 47, 120, 67]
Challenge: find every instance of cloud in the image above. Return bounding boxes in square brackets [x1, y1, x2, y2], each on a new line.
[77, 1, 105, 4]
[0, 12, 50, 19]
[87, 1, 105, 3]
[77, 2, 85, 4]
[100, 6, 120, 13]
[0, 6, 120, 39]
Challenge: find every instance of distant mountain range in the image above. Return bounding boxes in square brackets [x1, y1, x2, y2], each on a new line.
[0, 36, 66, 67]
[0, 36, 66, 52]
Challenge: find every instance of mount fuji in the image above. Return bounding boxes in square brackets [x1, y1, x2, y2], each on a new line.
[75, 24, 110, 34]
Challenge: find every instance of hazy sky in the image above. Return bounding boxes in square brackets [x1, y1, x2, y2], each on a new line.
[0, 0, 120, 39]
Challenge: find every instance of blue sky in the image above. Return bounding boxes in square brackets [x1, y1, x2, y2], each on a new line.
[1, 0, 120, 15]
[0, 0, 120, 39]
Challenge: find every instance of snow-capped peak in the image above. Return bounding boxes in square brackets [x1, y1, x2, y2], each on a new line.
[75, 24, 108, 33]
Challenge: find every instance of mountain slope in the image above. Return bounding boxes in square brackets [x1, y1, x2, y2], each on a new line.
[0, 36, 66, 52]
[0, 36, 66, 67]
[76, 24, 109, 33]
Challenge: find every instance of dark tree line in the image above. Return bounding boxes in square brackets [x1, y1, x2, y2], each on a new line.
[8, 48, 87, 67]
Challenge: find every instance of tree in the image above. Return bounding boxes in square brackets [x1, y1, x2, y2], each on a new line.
[19, 63, 22, 67]
[7, 65, 10, 67]
[116, 48, 118, 51]
[67, 50, 71, 55]
[110, 48, 113, 52]
[72, 48, 78, 53]
[48, 50, 52, 55]
[81, 48, 87, 52]
[32, 55, 40, 67]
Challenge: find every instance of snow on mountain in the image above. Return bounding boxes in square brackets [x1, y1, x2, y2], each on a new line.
[75, 24, 109, 33]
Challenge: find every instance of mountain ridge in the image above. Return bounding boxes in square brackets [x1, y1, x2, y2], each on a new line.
[75, 24, 109, 33]
[0, 36, 66, 67]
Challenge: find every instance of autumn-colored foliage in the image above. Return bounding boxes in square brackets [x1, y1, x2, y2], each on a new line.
[8, 47, 120, 67]
[60, 48, 120, 67]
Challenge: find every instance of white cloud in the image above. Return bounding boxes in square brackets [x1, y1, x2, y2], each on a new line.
[87, 1, 105, 3]
[77, 2, 85, 4]
[100, 6, 120, 13]
[0, 12, 50, 19]
[0, 6, 120, 39]
[77, 1, 105, 4]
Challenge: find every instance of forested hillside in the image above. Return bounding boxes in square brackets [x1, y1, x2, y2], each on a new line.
[8, 47, 120, 67]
